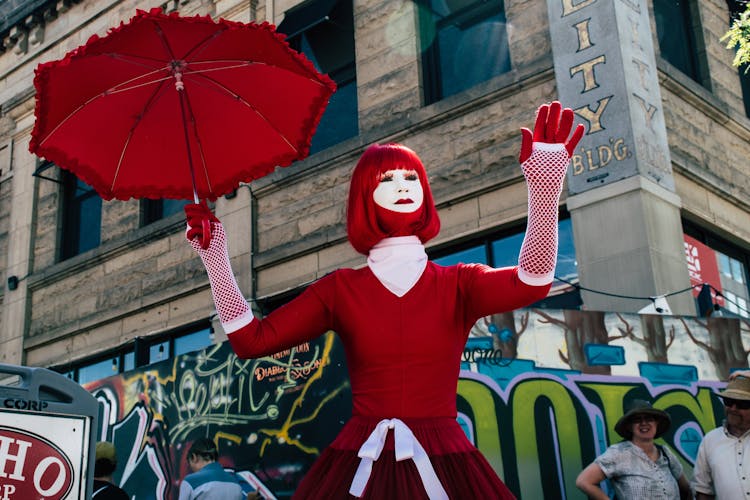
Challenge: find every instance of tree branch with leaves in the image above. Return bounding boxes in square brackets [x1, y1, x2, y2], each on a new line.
[723, 2, 750, 72]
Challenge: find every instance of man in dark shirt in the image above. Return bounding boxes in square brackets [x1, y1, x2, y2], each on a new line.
[92, 441, 129, 499]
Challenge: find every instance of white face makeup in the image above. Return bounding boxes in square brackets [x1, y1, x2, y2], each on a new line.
[372, 169, 424, 213]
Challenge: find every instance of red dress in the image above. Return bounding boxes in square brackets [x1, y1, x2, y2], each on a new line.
[227, 262, 550, 499]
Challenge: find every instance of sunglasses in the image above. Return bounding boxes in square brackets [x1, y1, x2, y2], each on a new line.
[723, 398, 750, 410]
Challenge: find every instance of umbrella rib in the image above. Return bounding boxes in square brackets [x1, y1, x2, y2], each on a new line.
[194, 72, 300, 154]
[110, 79, 173, 192]
[179, 85, 213, 195]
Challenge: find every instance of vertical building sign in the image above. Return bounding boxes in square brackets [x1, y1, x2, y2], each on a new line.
[547, 0, 674, 194]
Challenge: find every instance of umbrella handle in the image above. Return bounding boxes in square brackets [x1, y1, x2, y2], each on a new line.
[200, 218, 212, 249]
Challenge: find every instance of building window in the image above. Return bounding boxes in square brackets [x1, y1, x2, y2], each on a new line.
[278, 0, 358, 153]
[684, 220, 750, 318]
[418, 0, 510, 104]
[60, 170, 101, 260]
[53, 323, 213, 384]
[142, 199, 189, 226]
[432, 217, 580, 308]
[653, 0, 706, 86]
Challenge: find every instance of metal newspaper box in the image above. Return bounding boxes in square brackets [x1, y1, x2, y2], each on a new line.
[0, 363, 99, 500]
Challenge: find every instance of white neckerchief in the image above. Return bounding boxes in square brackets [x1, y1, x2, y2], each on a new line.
[367, 236, 427, 297]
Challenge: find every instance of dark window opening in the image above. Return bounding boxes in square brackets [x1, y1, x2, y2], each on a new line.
[279, 0, 358, 153]
[142, 198, 189, 226]
[419, 0, 510, 104]
[60, 170, 102, 260]
[653, 0, 705, 85]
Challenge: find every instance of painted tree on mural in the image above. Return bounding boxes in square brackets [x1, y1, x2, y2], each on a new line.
[476, 311, 530, 359]
[532, 309, 627, 374]
[615, 313, 673, 363]
[681, 317, 750, 379]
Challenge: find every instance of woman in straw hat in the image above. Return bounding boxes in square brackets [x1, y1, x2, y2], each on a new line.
[576, 399, 692, 499]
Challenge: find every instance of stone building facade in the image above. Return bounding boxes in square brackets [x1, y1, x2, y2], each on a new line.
[0, 0, 748, 379]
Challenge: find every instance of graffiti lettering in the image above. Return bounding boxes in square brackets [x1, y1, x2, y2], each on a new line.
[461, 348, 507, 366]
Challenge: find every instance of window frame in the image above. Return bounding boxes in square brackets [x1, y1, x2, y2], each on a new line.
[418, 0, 511, 105]
[59, 169, 102, 261]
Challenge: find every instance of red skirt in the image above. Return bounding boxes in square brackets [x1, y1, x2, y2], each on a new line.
[292, 416, 515, 499]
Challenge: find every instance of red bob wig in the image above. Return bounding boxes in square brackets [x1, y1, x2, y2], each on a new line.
[346, 143, 440, 254]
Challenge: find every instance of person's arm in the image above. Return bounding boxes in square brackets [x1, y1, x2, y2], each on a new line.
[516, 101, 584, 286]
[691, 439, 715, 499]
[677, 474, 693, 500]
[729, 370, 750, 380]
[177, 480, 193, 500]
[185, 203, 331, 358]
[575, 462, 610, 500]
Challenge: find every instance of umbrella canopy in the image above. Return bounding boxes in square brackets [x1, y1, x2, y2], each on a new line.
[30, 7, 336, 201]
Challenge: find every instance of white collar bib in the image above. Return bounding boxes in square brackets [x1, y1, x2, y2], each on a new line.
[367, 236, 428, 297]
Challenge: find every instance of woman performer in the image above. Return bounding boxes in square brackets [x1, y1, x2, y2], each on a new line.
[185, 101, 583, 499]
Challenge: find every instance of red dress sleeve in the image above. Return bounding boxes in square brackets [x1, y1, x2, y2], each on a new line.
[226, 273, 335, 358]
[457, 263, 551, 320]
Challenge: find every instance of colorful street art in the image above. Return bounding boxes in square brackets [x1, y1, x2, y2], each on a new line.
[83, 308, 750, 499]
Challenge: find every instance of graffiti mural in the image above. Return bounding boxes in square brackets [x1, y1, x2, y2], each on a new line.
[84, 309, 750, 499]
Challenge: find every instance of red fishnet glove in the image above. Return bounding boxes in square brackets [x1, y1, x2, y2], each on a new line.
[185, 208, 253, 332]
[517, 102, 584, 285]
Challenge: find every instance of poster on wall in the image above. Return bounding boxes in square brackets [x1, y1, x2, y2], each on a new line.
[684, 234, 725, 306]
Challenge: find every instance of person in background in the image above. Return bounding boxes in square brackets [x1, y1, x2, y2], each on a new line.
[92, 441, 129, 499]
[575, 399, 692, 499]
[178, 438, 245, 500]
[693, 375, 750, 499]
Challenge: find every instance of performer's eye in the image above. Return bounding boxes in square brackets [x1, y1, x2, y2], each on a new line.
[379, 173, 393, 182]
[404, 171, 418, 181]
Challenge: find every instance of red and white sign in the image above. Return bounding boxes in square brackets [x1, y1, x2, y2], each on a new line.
[684, 234, 725, 306]
[0, 409, 89, 499]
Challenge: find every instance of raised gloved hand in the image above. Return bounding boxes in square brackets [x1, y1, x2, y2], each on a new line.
[184, 202, 252, 331]
[519, 101, 584, 164]
[185, 201, 219, 250]
[516, 102, 584, 286]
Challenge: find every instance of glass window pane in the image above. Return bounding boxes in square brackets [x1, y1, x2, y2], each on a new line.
[653, 0, 699, 81]
[286, 0, 358, 152]
[718, 252, 731, 277]
[421, 0, 510, 103]
[142, 199, 189, 226]
[123, 352, 135, 372]
[556, 218, 578, 283]
[491, 233, 525, 268]
[62, 173, 101, 259]
[434, 245, 486, 266]
[730, 257, 745, 284]
[309, 75, 357, 153]
[175, 328, 213, 356]
[78, 358, 117, 384]
[150, 341, 169, 363]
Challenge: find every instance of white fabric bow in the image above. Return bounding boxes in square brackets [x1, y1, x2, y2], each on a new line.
[348, 418, 449, 499]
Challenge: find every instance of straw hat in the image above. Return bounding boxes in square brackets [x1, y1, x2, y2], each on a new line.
[614, 399, 671, 439]
[720, 376, 750, 401]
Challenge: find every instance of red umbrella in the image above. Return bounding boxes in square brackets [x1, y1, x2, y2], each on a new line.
[29, 7, 336, 204]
